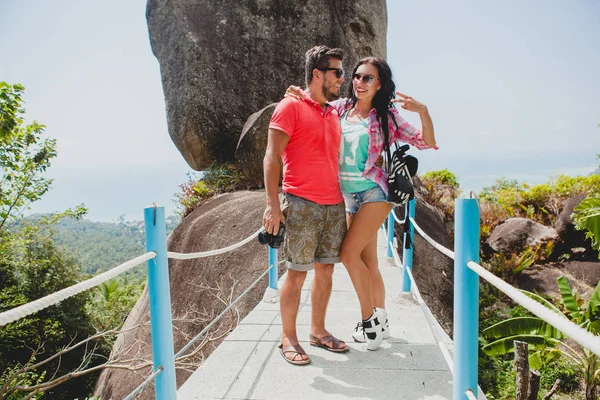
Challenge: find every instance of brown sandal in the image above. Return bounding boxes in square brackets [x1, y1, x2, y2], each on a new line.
[278, 343, 311, 365]
[309, 334, 350, 353]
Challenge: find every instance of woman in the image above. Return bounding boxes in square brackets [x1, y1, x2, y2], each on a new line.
[288, 57, 437, 350]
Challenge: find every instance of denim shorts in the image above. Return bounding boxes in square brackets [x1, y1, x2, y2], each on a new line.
[343, 185, 395, 214]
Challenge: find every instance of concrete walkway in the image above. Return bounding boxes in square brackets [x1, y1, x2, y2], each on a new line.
[178, 231, 481, 399]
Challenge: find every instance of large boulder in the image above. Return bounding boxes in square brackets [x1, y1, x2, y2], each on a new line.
[146, 0, 387, 180]
[517, 261, 600, 300]
[554, 194, 598, 260]
[94, 191, 282, 399]
[484, 217, 559, 255]
[395, 182, 454, 335]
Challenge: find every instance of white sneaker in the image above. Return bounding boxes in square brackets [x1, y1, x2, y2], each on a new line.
[377, 308, 390, 339]
[352, 309, 389, 343]
[352, 321, 366, 343]
[363, 309, 383, 351]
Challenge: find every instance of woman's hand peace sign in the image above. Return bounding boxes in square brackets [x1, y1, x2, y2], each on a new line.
[392, 92, 428, 115]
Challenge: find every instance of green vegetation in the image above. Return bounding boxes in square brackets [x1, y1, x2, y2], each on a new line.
[479, 175, 600, 238]
[573, 194, 600, 256]
[1, 82, 98, 399]
[1, 82, 182, 399]
[482, 276, 600, 399]
[174, 163, 248, 216]
[45, 215, 179, 275]
[420, 169, 461, 226]
[422, 166, 599, 399]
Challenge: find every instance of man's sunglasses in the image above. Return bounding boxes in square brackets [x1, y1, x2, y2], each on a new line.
[317, 67, 345, 79]
[353, 73, 379, 85]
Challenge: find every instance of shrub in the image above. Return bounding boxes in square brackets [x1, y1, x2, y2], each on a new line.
[420, 169, 461, 223]
[572, 193, 600, 255]
[479, 174, 600, 239]
[174, 164, 249, 217]
[174, 172, 212, 217]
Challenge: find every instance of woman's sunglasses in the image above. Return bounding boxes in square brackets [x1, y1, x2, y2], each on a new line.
[353, 73, 379, 85]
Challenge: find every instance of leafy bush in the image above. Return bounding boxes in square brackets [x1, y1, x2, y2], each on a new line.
[175, 164, 248, 217]
[485, 243, 554, 279]
[541, 358, 581, 393]
[0, 361, 46, 400]
[479, 175, 600, 241]
[573, 193, 600, 256]
[202, 163, 246, 192]
[86, 278, 145, 334]
[421, 169, 460, 188]
[420, 169, 461, 223]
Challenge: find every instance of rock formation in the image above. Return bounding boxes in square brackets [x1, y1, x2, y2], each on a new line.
[484, 217, 559, 255]
[146, 0, 387, 181]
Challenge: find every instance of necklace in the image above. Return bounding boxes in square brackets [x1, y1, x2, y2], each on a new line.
[351, 107, 369, 123]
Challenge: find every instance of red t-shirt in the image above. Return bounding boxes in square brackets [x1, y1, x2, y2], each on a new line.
[269, 97, 343, 205]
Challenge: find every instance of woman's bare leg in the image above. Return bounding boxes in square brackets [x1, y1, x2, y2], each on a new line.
[346, 213, 385, 309]
[361, 232, 385, 309]
[340, 202, 393, 319]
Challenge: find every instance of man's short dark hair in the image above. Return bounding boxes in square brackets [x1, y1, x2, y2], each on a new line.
[305, 45, 344, 86]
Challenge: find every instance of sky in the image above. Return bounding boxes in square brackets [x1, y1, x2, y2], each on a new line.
[1, 0, 599, 221]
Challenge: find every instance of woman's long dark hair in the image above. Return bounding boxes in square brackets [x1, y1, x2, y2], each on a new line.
[346, 57, 398, 142]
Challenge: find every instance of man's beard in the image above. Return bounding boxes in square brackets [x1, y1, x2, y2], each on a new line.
[322, 80, 340, 102]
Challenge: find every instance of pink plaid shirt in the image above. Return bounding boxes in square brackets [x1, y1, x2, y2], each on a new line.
[331, 98, 438, 196]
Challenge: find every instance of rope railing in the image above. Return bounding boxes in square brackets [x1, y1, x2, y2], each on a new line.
[389, 197, 600, 399]
[167, 228, 263, 259]
[175, 260, 285, 358]
[465, 389, 478, 400]
[124, 367, 163, 400]
[409, 217, 454, 259]
[391, 208, 405, 225]
[0, 252, 156, 327]
[467, 260, 600, 356]
[387, 210, 455, 374]
[404, 263, 454, 374]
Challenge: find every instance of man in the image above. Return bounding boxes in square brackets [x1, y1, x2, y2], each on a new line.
[263, 45, 349, 365]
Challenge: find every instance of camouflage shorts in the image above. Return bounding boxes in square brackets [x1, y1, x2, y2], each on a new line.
[281, 193, 347, 271]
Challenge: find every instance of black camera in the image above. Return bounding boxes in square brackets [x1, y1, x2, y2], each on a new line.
[258, 223, 285, 249]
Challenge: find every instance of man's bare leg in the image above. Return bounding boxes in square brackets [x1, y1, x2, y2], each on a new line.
[310, 262, 334, 338]
[280, 269, 309, 361]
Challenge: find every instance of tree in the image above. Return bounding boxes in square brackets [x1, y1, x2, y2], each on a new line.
[1, 278, 242, 399]
[0, 82, 96, 399]
[0, 84, 57, 232]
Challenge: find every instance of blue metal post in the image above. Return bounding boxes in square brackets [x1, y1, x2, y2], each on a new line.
[268, 246, 278, 289]
[402, 199, 416, 292]
[144, 205, 177, 400]
[453, 199, 480, 399]
[387, 210, 395, 258]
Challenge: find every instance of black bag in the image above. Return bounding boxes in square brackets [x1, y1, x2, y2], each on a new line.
[383, 139, 418, 204]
